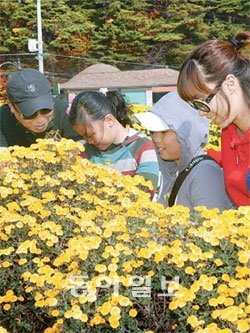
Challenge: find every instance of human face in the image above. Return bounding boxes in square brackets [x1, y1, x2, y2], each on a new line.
[73, 118, 116, 151]
[198, 93, 235, 129]
[151, 130, 181, 164]
[12, 103, 53, 133]
[190, 78, 240, 129]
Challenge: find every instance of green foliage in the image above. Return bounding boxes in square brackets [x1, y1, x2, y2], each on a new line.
[0, 0, 248, 74]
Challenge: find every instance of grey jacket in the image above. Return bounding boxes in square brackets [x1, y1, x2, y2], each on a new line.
[151, 91, 233, 212]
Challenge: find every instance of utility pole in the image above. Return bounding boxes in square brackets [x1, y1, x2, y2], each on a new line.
[165, 0, 168, 18]
[37, 0, 44, 73]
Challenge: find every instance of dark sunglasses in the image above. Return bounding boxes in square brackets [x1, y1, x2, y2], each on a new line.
[14, 105, 53, 120]
[188, 93, 216, 113]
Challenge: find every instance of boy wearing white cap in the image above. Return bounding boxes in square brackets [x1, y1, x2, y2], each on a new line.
[0, 68, 80, 150]
[133, 91, 234, 212]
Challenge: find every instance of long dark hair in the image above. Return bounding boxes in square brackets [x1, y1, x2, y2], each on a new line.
[69, 90, 132, 128]
[177, 31, 250, 109]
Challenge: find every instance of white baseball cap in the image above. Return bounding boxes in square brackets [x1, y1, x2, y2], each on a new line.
[132, 112, 169, 132]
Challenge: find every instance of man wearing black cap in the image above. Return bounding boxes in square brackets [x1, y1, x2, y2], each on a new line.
[0, 68, 81, 151]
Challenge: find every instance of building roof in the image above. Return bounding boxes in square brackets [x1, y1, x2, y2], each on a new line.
[60, 63, 179, 91]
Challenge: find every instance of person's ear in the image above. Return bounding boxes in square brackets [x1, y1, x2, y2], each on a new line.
[222, 74, 239, 95]
[104, 114, 115, 127]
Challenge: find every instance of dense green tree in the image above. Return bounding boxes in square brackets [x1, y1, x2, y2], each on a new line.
[205, 0, 249, 38]
[0, 0, 248, 77]
[0, 0, 95, 74]
[76, 0, 208, 68]
[0, 0, 93, 53]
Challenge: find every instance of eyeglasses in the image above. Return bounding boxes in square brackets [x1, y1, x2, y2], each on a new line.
[21, 109, 53, 120]
[188, 93, 216, 113]
[13, 104, 53, 120]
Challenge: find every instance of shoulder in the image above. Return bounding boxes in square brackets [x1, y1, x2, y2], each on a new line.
[179, 158, 224, 194]
[128, 132, 155, 157]
[128, 128, 146, 138]
[221, 123, 239, 142]
[189, 159, 222, 178]
[51, 97, 70, 125]
[183, 159, 225, 194]
[128, 128, 153, 145]
[53, 97, 68, 115]
[0, 105, 13, 123]
[0, 104, 11, 114]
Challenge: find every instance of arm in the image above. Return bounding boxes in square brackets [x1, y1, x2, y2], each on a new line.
[134, 139, 159, 192]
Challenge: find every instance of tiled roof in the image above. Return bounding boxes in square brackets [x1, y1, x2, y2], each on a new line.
[60, 63, 179, 90]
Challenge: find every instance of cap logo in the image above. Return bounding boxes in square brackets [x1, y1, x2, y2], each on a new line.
[27, 84, 36, 92]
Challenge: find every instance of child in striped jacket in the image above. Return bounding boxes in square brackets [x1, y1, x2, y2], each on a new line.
[69, 90, 159, 197]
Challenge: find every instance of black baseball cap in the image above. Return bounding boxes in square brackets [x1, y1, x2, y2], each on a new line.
[7, 68, 54, 117]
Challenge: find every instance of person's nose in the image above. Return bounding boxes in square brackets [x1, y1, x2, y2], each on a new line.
[35, 112, 46, 121]
[33, 113, 50, 125]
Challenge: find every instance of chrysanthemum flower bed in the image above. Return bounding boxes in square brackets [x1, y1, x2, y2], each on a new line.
[0, 139, 249, 333]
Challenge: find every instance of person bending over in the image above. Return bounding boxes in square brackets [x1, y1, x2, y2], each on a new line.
[0, 68, 81, 152]
[177, 32, 250, 207]
[69, 90, 159, 197]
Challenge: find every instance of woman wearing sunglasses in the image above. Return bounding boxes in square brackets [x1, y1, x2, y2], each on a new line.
[0, 68, 81, 150]
[177, 31, 250, 207]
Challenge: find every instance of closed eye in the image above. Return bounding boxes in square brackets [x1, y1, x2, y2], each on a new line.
[161, 130, 172, 134]
[150, 130, 172, 135]
[83, 132, 95, 140]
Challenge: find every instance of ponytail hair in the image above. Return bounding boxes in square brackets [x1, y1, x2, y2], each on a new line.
[231, 31, 250, 55]
[106, 91, 132, 126]
[69, 90, 132, 127]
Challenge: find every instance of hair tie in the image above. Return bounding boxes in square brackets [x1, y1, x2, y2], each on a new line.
[228, 37, 240, 50]
[99, 87, 108, 96]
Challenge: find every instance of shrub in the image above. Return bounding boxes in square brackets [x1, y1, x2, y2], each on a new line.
[0, 139, 249, 333]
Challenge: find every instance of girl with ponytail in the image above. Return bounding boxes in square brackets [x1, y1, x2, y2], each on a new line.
[177, 31, 250, 207]
[69, 90, 159, 197]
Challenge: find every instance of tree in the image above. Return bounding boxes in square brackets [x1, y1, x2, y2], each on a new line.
[0, 0, 248, 77]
